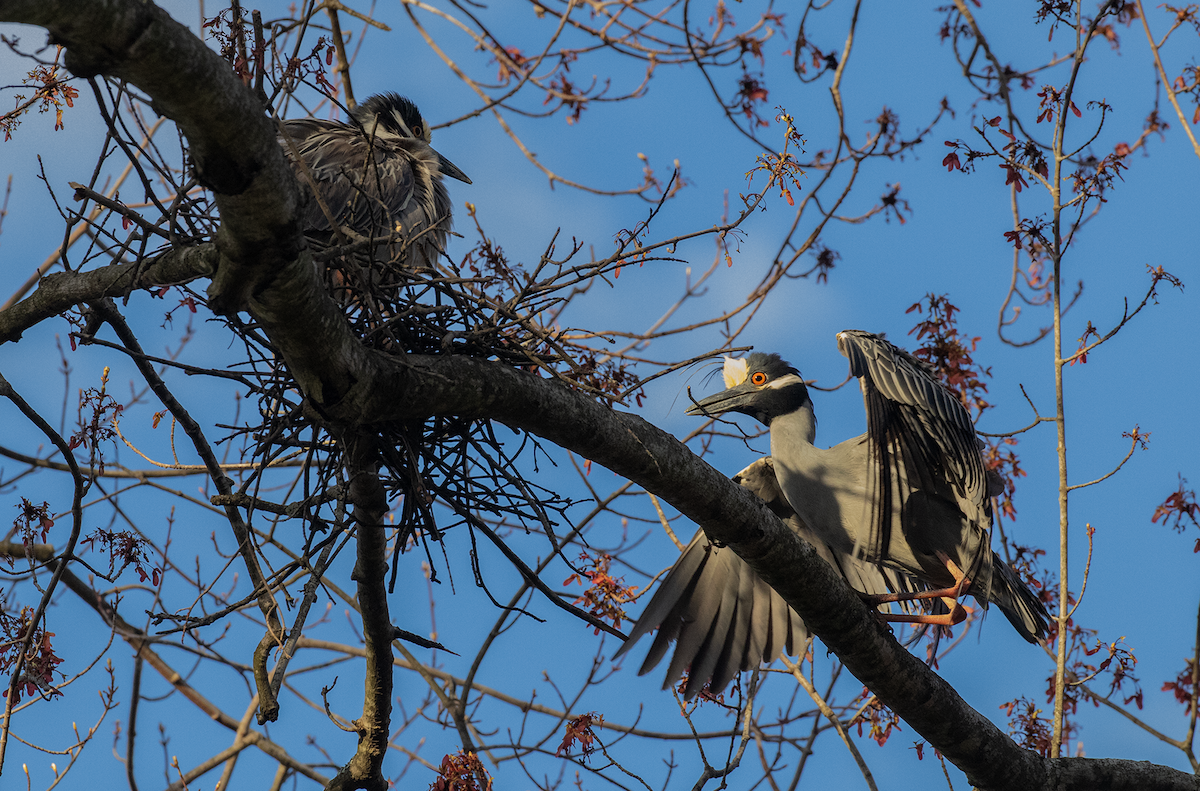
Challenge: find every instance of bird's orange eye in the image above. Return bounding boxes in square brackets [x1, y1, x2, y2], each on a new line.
[412, 126, 422, 138]
[750, 372, 768, 386]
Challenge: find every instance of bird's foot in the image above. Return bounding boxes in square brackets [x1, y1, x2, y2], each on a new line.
[875, 606, 968, 629]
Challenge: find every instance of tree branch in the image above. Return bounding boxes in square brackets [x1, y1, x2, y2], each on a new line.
[325, 433, 392, 791]
[0, 245, 215, 344]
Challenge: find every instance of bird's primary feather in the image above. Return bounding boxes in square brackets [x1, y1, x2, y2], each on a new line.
[837, 330, 994, 598]
[615, 457, 930, 699]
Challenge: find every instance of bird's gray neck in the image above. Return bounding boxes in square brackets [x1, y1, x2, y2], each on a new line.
[768, 395, 817, 452]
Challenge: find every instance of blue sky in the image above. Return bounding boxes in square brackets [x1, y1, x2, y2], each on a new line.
[2, 1, 1199, 789]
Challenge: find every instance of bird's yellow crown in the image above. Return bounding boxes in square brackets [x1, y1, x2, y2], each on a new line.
[722, 356, 748, 388]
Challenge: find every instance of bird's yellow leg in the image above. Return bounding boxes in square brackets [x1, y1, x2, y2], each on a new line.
[861, 551, 973, 625]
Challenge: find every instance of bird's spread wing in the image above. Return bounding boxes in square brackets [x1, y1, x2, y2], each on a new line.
[836, 330, 991, 582]
[614, 523, 806, 700]
[616, 457, 931, 699]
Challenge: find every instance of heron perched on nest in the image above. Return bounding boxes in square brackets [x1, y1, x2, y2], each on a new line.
[280, 93, 471, 319]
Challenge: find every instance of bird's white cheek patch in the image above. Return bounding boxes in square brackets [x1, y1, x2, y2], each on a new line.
[722, 356, 749, 388]
[391, 110, 413, 138]
[767, 374, 804, 390]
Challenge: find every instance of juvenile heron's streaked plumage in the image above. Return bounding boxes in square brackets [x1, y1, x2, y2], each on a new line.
[279, 93, 470, 271]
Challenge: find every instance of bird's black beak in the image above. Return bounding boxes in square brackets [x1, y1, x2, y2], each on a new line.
[685, 383, 760, 417]
[436, 151, 472, 184]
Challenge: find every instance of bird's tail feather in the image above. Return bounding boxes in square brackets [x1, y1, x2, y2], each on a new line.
[986, 555, 1049, 643]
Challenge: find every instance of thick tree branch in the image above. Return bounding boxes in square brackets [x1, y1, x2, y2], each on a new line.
[326, 433, 392, 791]
[0, 244, 215, 344]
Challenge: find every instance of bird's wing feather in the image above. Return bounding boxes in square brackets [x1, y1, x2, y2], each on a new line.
[836, 330, 992, 585]
[617, 457, 932, 699]
[708, 563, 759, 694]
[280, 120, 418, 237]
[614, 534, 709, 659]
[660, 552, 727, 688]
[681, 572, 740, 697]
[745, 573, 772, 666]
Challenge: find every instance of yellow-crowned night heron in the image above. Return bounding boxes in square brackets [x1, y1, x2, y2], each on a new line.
[616, 457, 932, 700]
[681, 333, 1048, 642]
[279, 92, 471, 271]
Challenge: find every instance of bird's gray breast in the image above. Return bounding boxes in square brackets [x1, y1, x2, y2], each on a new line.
[769, 433, 866, 558]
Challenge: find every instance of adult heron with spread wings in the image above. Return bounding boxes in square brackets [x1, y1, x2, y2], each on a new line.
[619, 331, 1047, 698]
